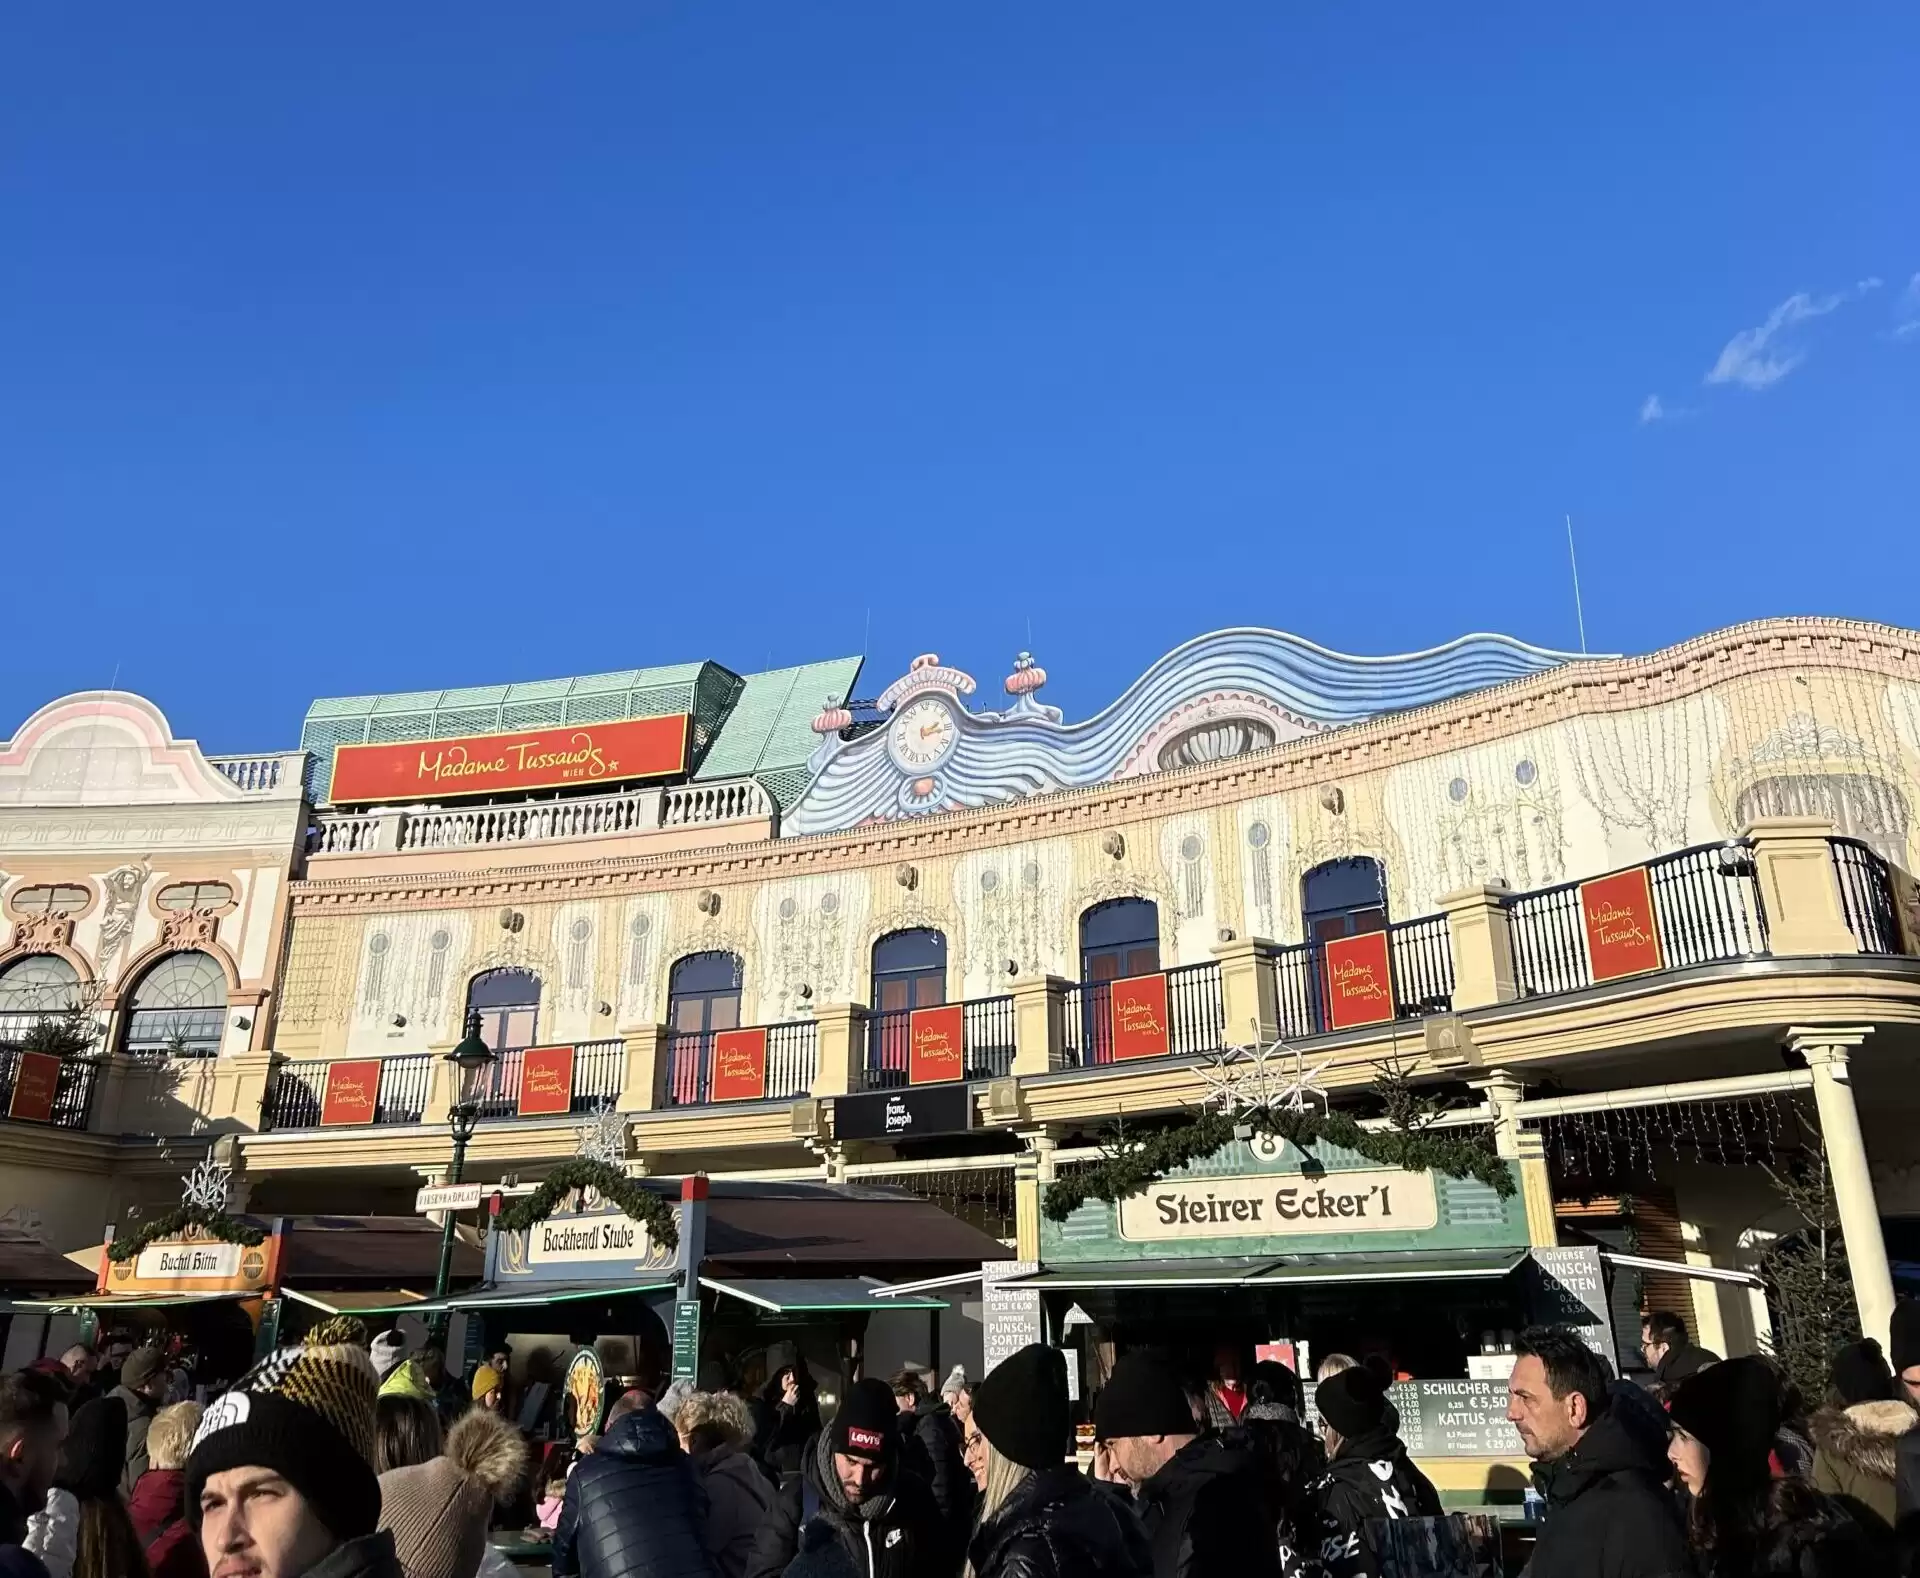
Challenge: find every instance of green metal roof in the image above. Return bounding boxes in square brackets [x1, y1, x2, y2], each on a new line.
[302, 656, 860, 808]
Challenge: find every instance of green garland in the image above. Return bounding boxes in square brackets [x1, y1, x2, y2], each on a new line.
[493, 1159, 679, 1252]
[108, 1206, 265, 1263]
[1042, 1106, 1513, 1222]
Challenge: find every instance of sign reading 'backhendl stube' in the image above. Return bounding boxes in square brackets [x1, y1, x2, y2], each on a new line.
[527, 1213, 658, 1265]
[330, 715, 690, 804]
[1119, 1168, 1439, 1241]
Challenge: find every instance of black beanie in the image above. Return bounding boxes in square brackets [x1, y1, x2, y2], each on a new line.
[1667, 1356, 1781, 1486]
[832, 1378, 900, 1462]
[1892, 1302, 1920, 1378]
[56, 1397, 129, 1499]
[186, 1316, 382, 1542]
[1315, 1366, 1389, 1438]
[1830, 1338, 1895, 1406]
[1093, 1354, 1195, 1442]
[973, 1345, 1069, 1470]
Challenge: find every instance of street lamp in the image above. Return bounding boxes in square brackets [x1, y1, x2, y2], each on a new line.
[431, 1014, 497, 1329]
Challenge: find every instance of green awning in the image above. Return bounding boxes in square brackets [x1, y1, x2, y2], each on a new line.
[701, 1277, 949, 1312]
[393, 1280, 678, 1314]
[1009, 1248, 1527, 1291]
[11, 1291, 257, 1312]
[281, 1289, 437, 1316]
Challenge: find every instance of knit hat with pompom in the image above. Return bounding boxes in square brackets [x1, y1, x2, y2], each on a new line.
[186, 1315, 382, 1540]
[378, 1408, 528, 1578]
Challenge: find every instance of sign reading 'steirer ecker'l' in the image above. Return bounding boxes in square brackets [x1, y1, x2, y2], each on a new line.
[1118, 1169, 1439, 1241]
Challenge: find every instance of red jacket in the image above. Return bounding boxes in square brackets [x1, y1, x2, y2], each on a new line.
[127, 1470, 206, 1578]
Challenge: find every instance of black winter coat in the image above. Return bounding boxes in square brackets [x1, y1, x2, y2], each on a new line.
[551, 1407, 715, 1578]
[1132, 1433, 1280, 1578]
[302, 1532, 405, 1578]
[1690, 1478, 1888, 1578]
[1525, 1409, 1693, 1578]
[899, 1397, 974, 1537]
[754, 1371, 823, 1480]
[0, 1480, 48, 1578]
[966, 1467, 1151, 1578]
[1306, 1429, 1443, 1578]
[743, 1433, 956, 1578]
[693, 1440, 776, 1578]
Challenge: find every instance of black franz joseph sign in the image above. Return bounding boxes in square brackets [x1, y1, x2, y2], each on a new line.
[834, 1083, 975, 1142]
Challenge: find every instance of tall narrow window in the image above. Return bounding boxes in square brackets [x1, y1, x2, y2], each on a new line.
[1079, 899, 1160, 982]
[666, 952, 743, 1037]
[870, 929, 947, 1014]
[466, 968, 542, 1052]
[1300, 857, 1389, 943]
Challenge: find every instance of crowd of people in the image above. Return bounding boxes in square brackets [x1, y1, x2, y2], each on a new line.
[8, 1307, 1920, 1578]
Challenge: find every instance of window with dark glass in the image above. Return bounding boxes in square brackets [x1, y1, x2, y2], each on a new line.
[123, 951, 227, 1058]
[466, 967, 542, 1051]
[667, 952, 743, 1037]
[870, 929, 947, 1013]
[1300, 857, 1390, 942]
[1079, 898, 1160, 982]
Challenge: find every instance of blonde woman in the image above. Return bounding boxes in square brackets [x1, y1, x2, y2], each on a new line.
[675, 1390, 774, 1578]
[964, 1346, 1148, 1578]
[127, 1400, 203, 1578]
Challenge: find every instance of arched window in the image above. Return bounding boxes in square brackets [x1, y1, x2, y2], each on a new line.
[870, 929, 947, 1014]
[124, 951, 227, 1059]
[0, 955, 82, 1019]
[466, 968, 542, 1052]
[1300, 857, 1389, 943]
[7, 886, 89, 919]
[1079, 899, 1160, 983]
[667, 952, 743, 1037]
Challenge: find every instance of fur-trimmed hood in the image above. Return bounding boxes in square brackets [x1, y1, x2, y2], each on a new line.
[1810, 1399, 1918, 1481]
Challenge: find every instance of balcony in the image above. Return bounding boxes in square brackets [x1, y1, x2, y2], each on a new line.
[665, 1020, 818, 1105]
[305, 776, 776, 858]
[206, 752, 307, 795]
[265, 1055, 435, 1130]
[1061, 963, 1225, 1067]
[0, 1050, 97, 1131]
[470, 1039, 624, 1119]
[863, 996, 1017, 1089]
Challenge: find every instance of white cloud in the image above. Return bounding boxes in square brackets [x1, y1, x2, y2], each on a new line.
[1897, 273, 1920, 340]
[1704, 279, 1881, 390]
[1640, 394, 1667, 423]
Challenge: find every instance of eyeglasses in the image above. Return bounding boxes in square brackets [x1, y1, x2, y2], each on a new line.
[963, 1432, 986, 1454]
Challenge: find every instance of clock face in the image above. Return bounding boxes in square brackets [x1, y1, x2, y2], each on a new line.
[887, 697, 958, 771]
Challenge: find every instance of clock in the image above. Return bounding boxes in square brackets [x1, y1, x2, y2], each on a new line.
[886, 697, 959, 771]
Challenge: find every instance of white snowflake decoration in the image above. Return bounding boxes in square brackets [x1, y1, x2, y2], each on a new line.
[1192, 1035, 1336, 1121]
[179, 1158, 233, 1213]
[575, 1100, 628, 1168]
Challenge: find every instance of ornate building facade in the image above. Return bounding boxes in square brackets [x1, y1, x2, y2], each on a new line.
[5, 619, 1920, 1367]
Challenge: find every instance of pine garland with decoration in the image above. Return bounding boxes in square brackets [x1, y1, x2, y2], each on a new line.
[108, 1159, 264, 1262]
[108, 1205, 265, 1262]
[493, 1158, 679, 1252]
[1041, 1040, 1513, 1222]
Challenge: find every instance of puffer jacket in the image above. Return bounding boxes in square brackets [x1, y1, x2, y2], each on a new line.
[550, 1405, 714, 1578]
[1131, 1432, 1280, 1578]
[1811, 1399, 1917, 1533]
[128, 1468, 202, 1578]
[1691, 1477, 1884, 1578]
[966, 1466, 1151, 1578]
[693, 1440, 776, 1578]
[743, 1429, 955, 1578]
[899, 1396, 973, 1537]
[1525, 1406, 1692, 1578]
[1306, 1427, 1443, 1578]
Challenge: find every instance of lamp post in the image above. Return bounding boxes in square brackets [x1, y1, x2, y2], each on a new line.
[432, 1014, 497, 1333]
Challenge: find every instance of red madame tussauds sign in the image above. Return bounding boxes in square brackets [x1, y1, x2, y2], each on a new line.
[329, 715, 690, 804]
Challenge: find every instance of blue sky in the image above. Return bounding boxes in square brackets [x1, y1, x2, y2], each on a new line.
[4, 4, 1915, 750]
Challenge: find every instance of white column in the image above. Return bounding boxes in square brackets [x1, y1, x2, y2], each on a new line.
[1787, 1027, 1894, 1348]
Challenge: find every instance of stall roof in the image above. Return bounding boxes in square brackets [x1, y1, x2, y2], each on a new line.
[0, 1234, 96, 1294]
[700, 1185, 1014, 1273]
[399, 1280, 679, 1314]
[281, 1289, 435, 1316]
[65, 1216, 484, 1295]
[700, 1276, 948, 1312]
[1008, 1248, 1528, 1291]
[13, 1291, 256, 1312]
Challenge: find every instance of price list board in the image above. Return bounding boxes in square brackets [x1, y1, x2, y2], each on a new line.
[1388, 1380, 1523, 1458]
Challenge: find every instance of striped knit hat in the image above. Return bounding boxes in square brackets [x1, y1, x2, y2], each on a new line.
[187, 1315, 382, 1539]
